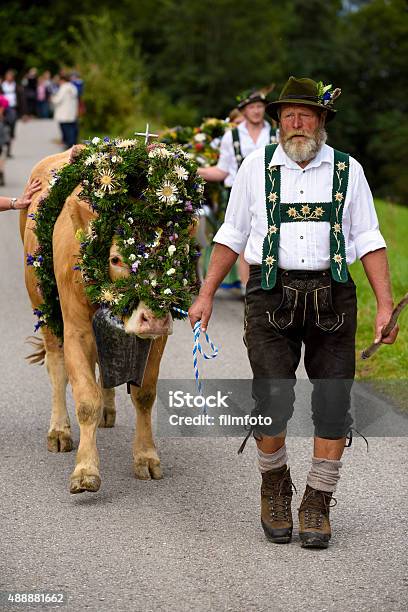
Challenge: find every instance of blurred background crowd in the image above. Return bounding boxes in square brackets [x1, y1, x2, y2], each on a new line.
[0, 68, 84, 184]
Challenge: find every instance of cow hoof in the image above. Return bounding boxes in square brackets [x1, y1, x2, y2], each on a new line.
[70, 471, 101, 494]
[99, 406, 116, 428]
[47, 430, 73, 453]
[134, 454, 162, 480]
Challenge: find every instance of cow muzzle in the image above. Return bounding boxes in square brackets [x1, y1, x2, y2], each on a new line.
[124, 303, 173, 339]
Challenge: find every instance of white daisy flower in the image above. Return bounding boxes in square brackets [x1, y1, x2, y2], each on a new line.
[148, 145, 172, 159]
[156, 181, 178, 205]
[128, 217, 134, 224]
[151, 279, 157, 287]
[126, 237, 135, 245]
[167, 268, 176, 276]
[91, 136, 101, 145]
[84, 154, 98, 166]
[168, 245, 176, 255]
[98, 168, 118, 192]
[194, 133, 207, 143]
[117, 139, 136, 149]
[183, 278, 188, 286]
[129, 254, 136, 261]
[163, 288, 172, 295]
[174, 165, 189, 181]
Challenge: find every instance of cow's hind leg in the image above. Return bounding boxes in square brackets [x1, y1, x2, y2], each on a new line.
[131, 336, 167, 480]
[39, 329, 73, 452]
[64, 326, 102, 493]
[98, 381, 116, 428]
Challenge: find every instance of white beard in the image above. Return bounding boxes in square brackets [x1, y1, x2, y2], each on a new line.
[280, 128, 327, 163]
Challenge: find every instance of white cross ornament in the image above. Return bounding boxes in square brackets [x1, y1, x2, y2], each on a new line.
[134, 123, 159, 144]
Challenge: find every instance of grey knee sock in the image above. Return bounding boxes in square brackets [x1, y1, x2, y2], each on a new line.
[307, 457, 343, 493]
[257, 444, 288, 473]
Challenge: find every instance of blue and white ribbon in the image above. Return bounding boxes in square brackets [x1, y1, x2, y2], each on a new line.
[172, 307, 219, 398]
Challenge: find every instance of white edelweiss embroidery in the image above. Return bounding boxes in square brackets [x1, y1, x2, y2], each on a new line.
[314, 207, 324, 217]
[268, 192, 278, 203]
[336, 161, 347, 172]
[334, 191, 344, 202]
[301, 205, 311, 215]
[265, 255, 276, 266]
[268, 225, 278, 235]
[333, 222, 341, 233]
[333, 253, 343, 264]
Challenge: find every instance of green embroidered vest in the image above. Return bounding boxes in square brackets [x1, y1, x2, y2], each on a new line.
[232, 126, 277, 169]
[261, 144, 349, 290]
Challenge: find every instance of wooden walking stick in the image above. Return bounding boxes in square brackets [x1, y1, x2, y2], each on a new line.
[361, 293, 408, 359]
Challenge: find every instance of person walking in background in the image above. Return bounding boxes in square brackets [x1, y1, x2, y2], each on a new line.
[71, 71, 86, 118]
[1, 69, 26, 158]
[22, 68, 38, 117]
[198, 88, 277, 291]
[51, 73, 79, 149]
[0, 94, 10, 186]
[36, 74, 51, 118]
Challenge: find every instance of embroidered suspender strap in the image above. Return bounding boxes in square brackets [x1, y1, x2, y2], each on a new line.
[261, 143, 280, 289]
[231, 127, 243, 168]
[330, 150, 350, 283]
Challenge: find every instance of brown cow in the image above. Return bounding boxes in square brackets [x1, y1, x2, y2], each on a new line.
[21, 148, 172, 493]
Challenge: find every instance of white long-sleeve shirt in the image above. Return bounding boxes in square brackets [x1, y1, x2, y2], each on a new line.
[214, 143, 386, 270]
[51, 82, 78, 123]
[217, 120, 274, 187]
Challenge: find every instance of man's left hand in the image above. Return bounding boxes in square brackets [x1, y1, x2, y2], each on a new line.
[374, 308, 399, 345]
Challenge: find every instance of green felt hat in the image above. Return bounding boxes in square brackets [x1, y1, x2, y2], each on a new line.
[266, 76, 341, 122]
[236, 88, 267, 110]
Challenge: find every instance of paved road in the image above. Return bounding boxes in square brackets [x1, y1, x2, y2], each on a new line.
[0, 120, 407, 612]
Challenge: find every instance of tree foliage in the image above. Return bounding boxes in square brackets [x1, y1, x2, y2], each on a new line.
[0, 0, 407, 202]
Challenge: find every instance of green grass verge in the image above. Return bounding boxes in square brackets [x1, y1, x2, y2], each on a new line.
[350, 199, 408, 408]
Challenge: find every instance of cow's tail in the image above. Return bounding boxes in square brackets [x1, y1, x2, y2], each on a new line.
[25, 336, 46, 366]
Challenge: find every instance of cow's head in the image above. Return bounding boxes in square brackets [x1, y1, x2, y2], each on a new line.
[67, 194, 173, 340]
[108, 241, 173, 339]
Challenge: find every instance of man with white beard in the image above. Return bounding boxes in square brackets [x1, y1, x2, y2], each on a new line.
[189, 77, 399, 549]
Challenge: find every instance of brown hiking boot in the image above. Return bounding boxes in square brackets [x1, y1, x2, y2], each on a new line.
[261, 465, 295, 543]
[298, 484, 337, 549]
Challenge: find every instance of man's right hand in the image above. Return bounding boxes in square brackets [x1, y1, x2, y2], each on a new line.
[188, 295, 213, 332]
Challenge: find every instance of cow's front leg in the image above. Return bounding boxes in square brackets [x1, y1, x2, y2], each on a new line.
[64, 327, 102, 493]
[131, 337, 167, 480]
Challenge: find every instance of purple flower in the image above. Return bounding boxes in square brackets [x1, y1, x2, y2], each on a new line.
[33, 308, 43, 317]
[72, 265, 81, 271]
[103, 136, 110, 143]
[323, 91, 331, 101]
[131, 261, 140, 273]
[158, 256, 163, 262]
[184, 201, 193, 212]
[28, 213, 36, 220]
[115, 226, 125, 236]
[37, 255, 43, 263]
[26, 254, 35, 266]
[143, 279, 149, 285]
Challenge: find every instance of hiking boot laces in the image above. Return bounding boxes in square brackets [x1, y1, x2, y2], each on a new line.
[267, 475, 297, 522]
[300, 489, 337, 530]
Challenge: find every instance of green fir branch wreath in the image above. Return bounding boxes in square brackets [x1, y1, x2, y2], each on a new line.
[27, 137, 204, 340]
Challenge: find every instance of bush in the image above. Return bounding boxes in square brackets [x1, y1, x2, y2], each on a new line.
[68, 12, 145, 137]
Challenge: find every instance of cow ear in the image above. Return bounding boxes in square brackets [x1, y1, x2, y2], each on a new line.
[66, 187, 97, 234]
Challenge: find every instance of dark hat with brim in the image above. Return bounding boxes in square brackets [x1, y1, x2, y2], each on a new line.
[266, 76, 339, 122]
[236, 89, 267, 110]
